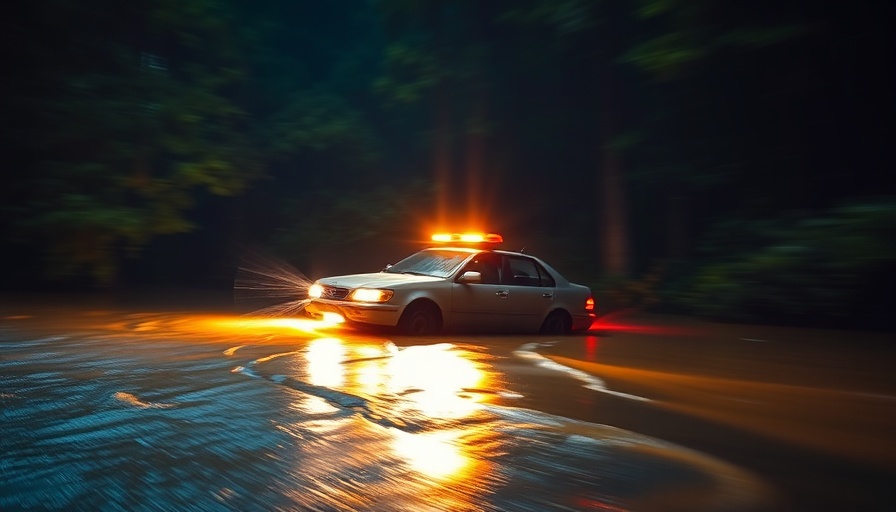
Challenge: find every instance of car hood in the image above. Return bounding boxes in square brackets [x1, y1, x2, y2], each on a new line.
[318, 272, 443, 289]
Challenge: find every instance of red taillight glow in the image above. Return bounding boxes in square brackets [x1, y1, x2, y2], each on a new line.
[585, 297, 595, 311]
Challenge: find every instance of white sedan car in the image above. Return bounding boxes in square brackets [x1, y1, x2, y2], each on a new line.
[305, 234, 596, 335]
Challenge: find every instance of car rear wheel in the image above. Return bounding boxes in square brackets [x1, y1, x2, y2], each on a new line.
[398, 302, 441, 335]
[540, 310, 572, 335]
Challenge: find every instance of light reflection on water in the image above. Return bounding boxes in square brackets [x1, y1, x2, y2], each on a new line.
[385, 343, 486, 418]
[0, 309, 776, 511]
[306, 337, 346, 387]
[297, 337, 488, 482]
[392, 429, 468, 480]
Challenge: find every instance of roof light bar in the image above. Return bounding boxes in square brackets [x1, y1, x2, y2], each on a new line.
[431, 232, 503, 244]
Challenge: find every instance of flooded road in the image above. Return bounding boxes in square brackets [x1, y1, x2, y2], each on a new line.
[0, 298, 893, 511]
[0, 299, 778, 512]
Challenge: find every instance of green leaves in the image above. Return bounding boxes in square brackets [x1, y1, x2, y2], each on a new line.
[624, 0, 809, 80]
[274, 180, 436, 254]
[375, 43, 441, 105]
[265, 92, 378, 161]
[3, 0, 261, 284]
[675, 200, 896, 327]
[621, 32, 707, 77]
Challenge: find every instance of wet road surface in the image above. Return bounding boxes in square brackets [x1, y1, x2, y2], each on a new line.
[1, 295, 893, 511]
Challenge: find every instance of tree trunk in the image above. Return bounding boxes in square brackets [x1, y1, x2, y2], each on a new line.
[428, 1, 454, 229]
[598, 74, 630, 277]
[464, 85, 487, 228]
[432, 82, 453, 228]
[599, 143, 629, 276]
[666, 191, 688, 261]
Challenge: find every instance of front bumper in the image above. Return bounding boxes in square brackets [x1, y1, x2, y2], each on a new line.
[305, 299, 402, 327]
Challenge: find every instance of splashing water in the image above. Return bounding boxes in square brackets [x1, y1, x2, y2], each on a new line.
[234, 249, 315, 317]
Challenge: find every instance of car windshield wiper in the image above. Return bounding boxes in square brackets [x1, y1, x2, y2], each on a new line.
[400, 271, 430, 276]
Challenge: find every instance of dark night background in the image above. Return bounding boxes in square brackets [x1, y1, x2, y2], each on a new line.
[1, 0, 893, 329]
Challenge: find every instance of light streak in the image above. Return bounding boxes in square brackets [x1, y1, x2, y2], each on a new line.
[233, 248, 314, 317]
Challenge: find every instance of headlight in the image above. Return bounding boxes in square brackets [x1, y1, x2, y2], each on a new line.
[308, 283, 323, 298]
[349, 288, 393, 303]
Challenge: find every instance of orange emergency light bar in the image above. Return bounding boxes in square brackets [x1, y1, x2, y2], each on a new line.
[431, 232, 504, 244]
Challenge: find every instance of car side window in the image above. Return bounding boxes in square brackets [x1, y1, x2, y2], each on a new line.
[507, 256, 544, 287]
[462, 253, 502, 284]
[534, 262, 556, 287]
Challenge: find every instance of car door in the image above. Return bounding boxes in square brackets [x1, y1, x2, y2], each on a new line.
[449, 252, 508, 331]
[502, 255, 556, 332]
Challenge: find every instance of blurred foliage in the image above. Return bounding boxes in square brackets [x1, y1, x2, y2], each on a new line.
[659, 200, 896, 329]
[263, 91, 381, 165]
[589, 262, 666, 313]
[374, 42, 442, 105]
[622, 0, 808, 79]
[269, 180, 437, 277]
[3, 0, 260, 284]
[1, 0, 892, 333]
[273, 180, 435, 252]
[1, 0, 381, 286]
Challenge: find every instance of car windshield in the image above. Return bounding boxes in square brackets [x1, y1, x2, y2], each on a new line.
[384, 249, 471, 278]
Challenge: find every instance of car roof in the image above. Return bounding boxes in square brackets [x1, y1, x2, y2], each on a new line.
[421, 246, 570, 285]
[423, 246, 532, 258]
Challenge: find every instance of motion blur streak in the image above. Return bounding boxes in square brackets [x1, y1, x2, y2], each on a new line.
[515, 342, 649, 401]
[240, 337, 494, 485]
[549, 355, 896, 470]
[589, 309, 698, 336]
[113, 391, 173, 409]
[233, 249, 315, 317]
[191, 315, 345, 337]
[0, 305, 778, 511]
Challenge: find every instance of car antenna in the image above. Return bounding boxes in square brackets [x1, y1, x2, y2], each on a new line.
[519, 247, 526, 253]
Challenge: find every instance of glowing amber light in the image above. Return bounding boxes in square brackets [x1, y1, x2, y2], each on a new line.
[349, 288, 393, 303]
[431, 233, 503, 244]
[385, 343, 485, 419]
[392, 430, 468, 480]
[306, 337, 346, 387]
[192, 314, 346, 339]
[321, 312, 345, 325]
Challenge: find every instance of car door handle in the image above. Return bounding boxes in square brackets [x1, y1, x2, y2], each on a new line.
[542, 293, 553, 298]
[496, 291, 509, 298]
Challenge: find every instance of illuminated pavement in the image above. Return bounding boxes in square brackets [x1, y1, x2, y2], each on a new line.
[1, 299, 893, 511]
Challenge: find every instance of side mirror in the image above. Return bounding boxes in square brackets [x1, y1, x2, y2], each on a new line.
[382, 264, 393, 272]
[458, 271, 482, 283]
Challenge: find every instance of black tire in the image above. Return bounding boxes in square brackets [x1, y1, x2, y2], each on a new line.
[540, 310, 572, 335]
[397, 302, 442, 335]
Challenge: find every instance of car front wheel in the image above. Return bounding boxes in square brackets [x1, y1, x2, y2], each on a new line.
[397, 302, 441, 335]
